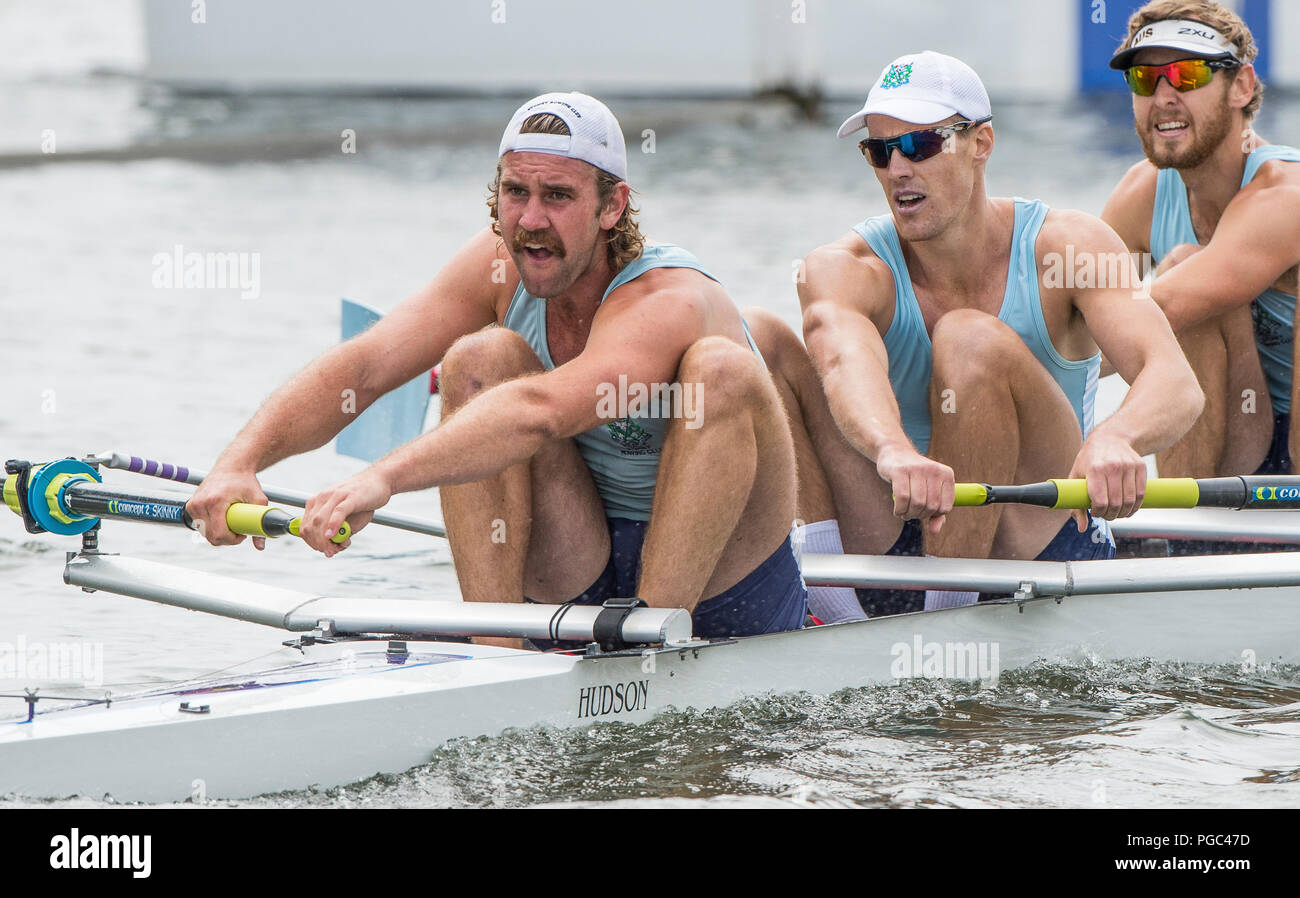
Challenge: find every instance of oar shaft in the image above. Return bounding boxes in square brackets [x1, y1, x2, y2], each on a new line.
[91, 451, 447, 539]
[1, 469, 348, 544]
[62, 482, 349, 543]
[954, 476, 1300, 510]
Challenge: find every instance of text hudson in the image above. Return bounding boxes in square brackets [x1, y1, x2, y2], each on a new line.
[577, 680, 650, 719]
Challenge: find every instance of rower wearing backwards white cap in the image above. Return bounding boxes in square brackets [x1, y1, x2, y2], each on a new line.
[793, 51, 1203, 614]
[1102, 0, 1300, 484]
[188, 92, 809, 645]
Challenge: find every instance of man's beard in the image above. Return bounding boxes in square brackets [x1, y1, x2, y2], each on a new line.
[1137, 101, 1234, 171]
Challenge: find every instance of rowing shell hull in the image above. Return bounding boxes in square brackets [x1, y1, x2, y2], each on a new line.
[2, 585, 1297, 802]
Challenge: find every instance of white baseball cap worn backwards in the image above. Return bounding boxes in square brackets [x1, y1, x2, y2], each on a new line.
[499, 91, 629, 181]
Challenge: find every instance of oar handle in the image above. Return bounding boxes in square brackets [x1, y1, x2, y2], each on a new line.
[953, 476, 1300, 510]
[225, 503, 350, 544]
[1051, 478, 1201, 509]
[1, 461, 352, 545]
[93, 450, 447, 538]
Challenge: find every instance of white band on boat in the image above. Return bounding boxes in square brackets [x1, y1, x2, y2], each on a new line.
[64, 554, 693, 646]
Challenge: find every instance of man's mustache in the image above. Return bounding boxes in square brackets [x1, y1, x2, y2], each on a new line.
[512, 229, 566, 258]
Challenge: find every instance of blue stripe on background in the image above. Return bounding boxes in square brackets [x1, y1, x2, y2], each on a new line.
[1078, 0, 1272, 92]
[1079, 0, 1148, 92]
[1241, 0, 1270, 81]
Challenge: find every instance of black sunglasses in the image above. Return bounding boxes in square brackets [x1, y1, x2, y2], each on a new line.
[858, 117, 992, 168]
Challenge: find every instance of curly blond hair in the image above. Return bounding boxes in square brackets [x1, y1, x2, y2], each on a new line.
[487, 113, 645, 272]
[1121, 0, 1263, 119]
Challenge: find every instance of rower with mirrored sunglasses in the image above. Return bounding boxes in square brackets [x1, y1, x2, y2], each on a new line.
[1101, 2, 1300, 494]
[857, 117, 992, 169]
[790, 50, 1201, 616]
[1123, 57, 1238, 96]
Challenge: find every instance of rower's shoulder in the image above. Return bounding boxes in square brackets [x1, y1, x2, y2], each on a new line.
[1238, 151, 1300, 205]
[1099, 159, 1158, 252]
[605, 259, 712, 301]
[1037, 206, 1129, 255]
[801, 231, 895, 302]
[600, 261, 717, 327]
[1111, 157, 1160, 197]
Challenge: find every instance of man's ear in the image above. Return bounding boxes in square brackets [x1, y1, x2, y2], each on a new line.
[599, 180, 630, 229]
[1229, 63, 1257, 113]
[971, 122, 994, 165]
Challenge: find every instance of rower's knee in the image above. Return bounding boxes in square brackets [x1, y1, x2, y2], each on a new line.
[440, 327, 543, 410]
[678, 336, 769, 414]
[930, 309, 1019, 384]
[741, 307, 801, 371]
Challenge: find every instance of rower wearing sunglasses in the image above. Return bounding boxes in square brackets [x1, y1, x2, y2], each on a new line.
[795, 51, 1201, 614]
[1102, 1, 1300, 484]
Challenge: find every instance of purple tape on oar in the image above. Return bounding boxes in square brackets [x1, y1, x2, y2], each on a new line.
[129, 456, 190, 482]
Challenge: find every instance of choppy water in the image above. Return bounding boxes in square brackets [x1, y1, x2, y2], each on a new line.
[3, 1, 1300, 809]
[260, 660, 1300, 809]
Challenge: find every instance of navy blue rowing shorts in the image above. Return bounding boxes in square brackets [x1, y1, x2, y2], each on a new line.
[526, 517, 807, 648]
[1256, 412, 1292, 474]
[856, 513, 1116, 617]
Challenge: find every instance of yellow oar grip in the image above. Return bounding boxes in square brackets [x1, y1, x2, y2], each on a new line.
[1050, 479, 1090, 509]
[953, 483, 989, 506]
[1137, 478, 1200, 508]
[226, 503, 275, 537]
[1048, 478, 1201, 509]
[288, 516, 351, 544]
[225, 503, 351, 544]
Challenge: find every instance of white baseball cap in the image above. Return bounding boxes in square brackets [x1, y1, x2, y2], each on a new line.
[1109, 18, 1241, 69]
[836, 51, 992, 139]
[498, 91, 628, 181]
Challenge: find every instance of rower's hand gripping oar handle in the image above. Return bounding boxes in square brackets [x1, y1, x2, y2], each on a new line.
[222, 503, 350, 544]
[2, 459, 350, 544]
[89, 450, 446, 539]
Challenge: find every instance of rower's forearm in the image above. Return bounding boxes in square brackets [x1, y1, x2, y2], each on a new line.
[216, 343, 379, 473]
[1093, 368, 1204, 457]
[374, 379, 555, 495]
[1150, 284, 1237, 335]
[823, 365, 911, 462]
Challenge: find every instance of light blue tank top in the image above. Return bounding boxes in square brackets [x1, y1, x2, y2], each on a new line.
[1150, 145, 1300, 414]
[502, 244, 761, 521]
[852, 198, 1100, 455]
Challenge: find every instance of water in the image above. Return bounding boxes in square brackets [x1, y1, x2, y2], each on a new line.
[239, 660, 1300, 809]
[3, 1, 1300, 809]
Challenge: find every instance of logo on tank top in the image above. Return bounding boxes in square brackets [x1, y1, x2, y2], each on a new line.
[607, 417, 657, 456]
[1251, 300, 1288, 349]
[881, 63, 913, 89]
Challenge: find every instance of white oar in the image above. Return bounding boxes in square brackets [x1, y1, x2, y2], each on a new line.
[86, 451, 447, 539]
